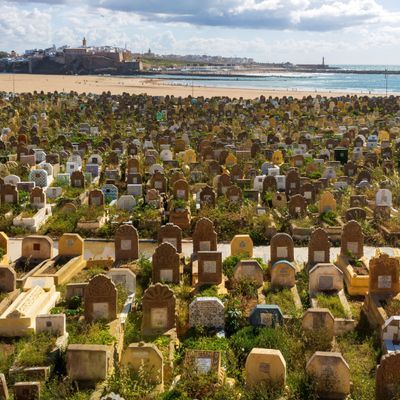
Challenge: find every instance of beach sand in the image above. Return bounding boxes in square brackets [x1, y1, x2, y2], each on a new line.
[0, 73, 372, 99]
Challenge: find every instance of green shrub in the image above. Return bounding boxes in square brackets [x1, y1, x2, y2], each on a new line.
[231, 278, 259, 298]
[222, 255, 243, 279]
[137, 254, 152, 290]
[230, 326, 304, 372]
[104, 366, 158, 400]
[241, 381, 284, 400]
[224, 296, 247, 337]
[15, 333, 56, 367]
[65, 295, 82, 310]
[124, 310, 142, 347]
[40, 378, 91, 400]
[67, 320, 116, 345]
[320, 210, 338, 226]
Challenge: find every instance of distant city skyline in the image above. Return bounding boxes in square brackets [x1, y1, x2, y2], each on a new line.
[2, 0, 400, 65]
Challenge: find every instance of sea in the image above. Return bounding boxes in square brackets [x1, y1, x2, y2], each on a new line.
[142, 65, 400, 95]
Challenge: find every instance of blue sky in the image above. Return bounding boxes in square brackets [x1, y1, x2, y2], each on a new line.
[2, 0, 400, 64]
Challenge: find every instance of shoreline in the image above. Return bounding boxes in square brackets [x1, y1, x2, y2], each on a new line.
[0, 73, 396, 99]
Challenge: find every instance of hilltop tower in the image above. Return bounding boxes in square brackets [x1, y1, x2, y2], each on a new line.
[82, 37, 87, 48]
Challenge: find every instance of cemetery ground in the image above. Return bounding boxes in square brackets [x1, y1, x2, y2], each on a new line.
[1, 92, 400, 399]
[0, 237, 394, 400]
[0, 262, 381, 399]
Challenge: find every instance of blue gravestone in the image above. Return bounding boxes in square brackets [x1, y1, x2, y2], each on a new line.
[102, 184, 118, 203]
[249, 305, 284, 328]
[86, 164, 99, 178]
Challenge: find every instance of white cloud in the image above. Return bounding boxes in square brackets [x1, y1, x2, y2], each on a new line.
[6, 0, 399, 32]
[0, 4, 52, 49]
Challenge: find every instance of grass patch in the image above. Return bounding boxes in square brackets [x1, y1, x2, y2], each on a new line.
[14, 333, 56, 367]
[383, 298, 400, 317]
[67, 320, 116, 345]
[263, 284, 299, 316]
[315, 293, 349, 318]
[336, 331, 381, 400]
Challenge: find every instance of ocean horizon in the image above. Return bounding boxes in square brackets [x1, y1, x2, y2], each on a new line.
[140, 64, 400, 95]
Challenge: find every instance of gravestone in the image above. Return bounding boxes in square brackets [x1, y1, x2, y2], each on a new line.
[376, 352, 400, 399]
[245, 348, 286, 388]
[270, 233, 294, 264]
[101, 184, 118, 203]
[226, 185, 242, 204]
[184, 350, 221, 377]
[84, 275, 117, 322]
[309, 263, 343, 295]
[152, 243, 180, 284]
[66, 344, 112, 382]
[4, 175, 20, 186]
[369, 253, 400, 296]
[145, 189, 161, 208]
[141, 283, 176, 335]
[0, 232, 8, 260]
[271, 192, 287, 209]
[36, 314, 66, 336]
[270, 261, 296, 289]
[21, 235, 53, 260]
[127, 184, 143, 197]
[86, 164, 100, 179]
[189, 297, 225, 329]
[65, 282, 88, 299]
[345, 207, 366, 222]
[29, 169, 48, 188]
[308, 228, 330, 266]
[319, 191, 336, 213]
[108, 268, 136, 294]
[173, 179, 189, 201]
[302, 308, 335, 336]
[306, 352, 350, 399]
[285, 169, 300, 196]
[249, 305, 284, 327]
[0, 265, 16, 292]
[158, 223, 182, 253]
[340, 220, 363, 259]
[127, 173, 142, 185]
[0, 373, 8, 400]
[382, 316, 400, 352]
[88, 189, 104, 207]
[233, 260, 264, 287]
[30, 186, 46, 208]
[197, 251, 222, 285]
[70, 171, 85, 188]
[263, 176, 277, 193]
[46, 187, 62, 199]
[376, 189, 392, 207]
[288, 194, 307, 217]
[230, 235, 253, 257]
[0, 184, 18, 204]
[121, 343, 163, 385]
[115, 224, 139, 262]
[149, 171, 167, 193]
[199, 186, 216, 207]
[13, 382, 40, 400]
[116, 195, 136, 211]
[193, 218, 217, 255]
[61, 202, 77, 214]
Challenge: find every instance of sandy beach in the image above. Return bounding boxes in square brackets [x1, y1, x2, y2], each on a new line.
[0, 73, 370, 99]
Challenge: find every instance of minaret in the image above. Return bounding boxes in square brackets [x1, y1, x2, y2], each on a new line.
[82, 37, 87, 48]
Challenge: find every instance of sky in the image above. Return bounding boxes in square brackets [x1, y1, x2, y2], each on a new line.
[2, 0, 400, 64]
